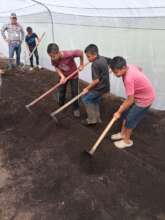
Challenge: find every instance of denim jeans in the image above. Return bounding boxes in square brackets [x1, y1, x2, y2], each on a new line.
[82, 91, 102, 123]
[58, 78, 79, 110]
[9, 42, 21, 68]
[82, 91, 101, 106]
[122, 104, 150, 129]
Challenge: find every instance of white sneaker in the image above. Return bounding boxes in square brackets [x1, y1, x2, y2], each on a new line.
[111, 132, 124, 141]
[114, 140, 133, 149]
[37, 65, 42, 69]
[29, 67, 34, 71]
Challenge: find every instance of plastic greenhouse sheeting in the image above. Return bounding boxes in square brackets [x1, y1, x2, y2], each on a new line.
[0, 0, 165, 110]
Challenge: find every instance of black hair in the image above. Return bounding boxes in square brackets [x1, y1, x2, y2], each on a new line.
[47, 43, 59, 54]
[110, 56, 127, 70]
[26, 26, 32, 32]
[84, 44, 99, 55]
[105, 57, 112, 66]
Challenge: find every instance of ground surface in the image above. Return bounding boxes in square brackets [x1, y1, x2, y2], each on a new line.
[0, 58, 165, 220]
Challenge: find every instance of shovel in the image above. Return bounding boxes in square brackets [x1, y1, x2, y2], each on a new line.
[84, 116, 118, 157]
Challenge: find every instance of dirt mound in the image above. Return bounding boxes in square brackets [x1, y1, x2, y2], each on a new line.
[0, 58, 165, 220]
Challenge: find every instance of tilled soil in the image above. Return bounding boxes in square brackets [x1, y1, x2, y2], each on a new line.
[0, 58, 165, 220]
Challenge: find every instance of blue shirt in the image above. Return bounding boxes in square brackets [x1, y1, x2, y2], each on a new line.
[25, 33, 38, 48]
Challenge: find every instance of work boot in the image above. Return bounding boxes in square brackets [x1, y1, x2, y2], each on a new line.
[81, 119, 96, 126]
[73, 109, 80, 118]
[95, 104, 102, 123]
[84, 103, 98, 125]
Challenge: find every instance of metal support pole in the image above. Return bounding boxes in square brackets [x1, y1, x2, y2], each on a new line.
[31, 0, 55, 42]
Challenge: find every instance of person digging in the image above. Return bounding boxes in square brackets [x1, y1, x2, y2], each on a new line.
[82, 44, 110, 126]
[47, 43, 84, 118]
[110, 56, 156, 149]
[25, 26, 42, 71]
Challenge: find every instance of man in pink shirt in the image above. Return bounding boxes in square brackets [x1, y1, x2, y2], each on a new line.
[110, 56, 156, 149]
[47, 43, 84, 117]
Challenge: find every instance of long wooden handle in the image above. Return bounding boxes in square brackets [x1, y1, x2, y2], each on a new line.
[50, 92, 84, 117]
[26, 62, 89, 108]
[29, 32, 46, 59]
[89, 116, 117, 155]
[26, 82, 61, 108]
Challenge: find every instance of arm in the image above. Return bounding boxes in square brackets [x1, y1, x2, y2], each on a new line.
[35, 33, 40, 46]
[114, 77, 135, 118]
[78, 50, 84, 71]
[25, 36, 30, 53]
[71, 50, 84, 71]
[25, 43, 31, 54]
[83, 62, 100, 94]
[83, 79, 99, 94]
[114, 95, 134, 119]
[1, 24, 9, 43]
[55, 67, 66, 84]
[20, 25, 25, 42]
[36, 37, 40, 45]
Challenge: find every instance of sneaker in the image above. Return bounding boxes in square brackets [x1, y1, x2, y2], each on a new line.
[29, 67, 34, 71]
[37, 65, 42, 69]
[114, 140, 133, 149]
[111, 132, 124, 141]
[73, 109, 80, 118]
[16, 64, 22, 70]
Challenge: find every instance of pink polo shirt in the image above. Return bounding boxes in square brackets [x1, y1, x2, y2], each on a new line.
[51, 50, 82, 79]
[123, 65, 156, 107]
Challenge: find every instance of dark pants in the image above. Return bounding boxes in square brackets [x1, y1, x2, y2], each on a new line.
[29, 47, 39, 67]
[58, 78, 79, 110]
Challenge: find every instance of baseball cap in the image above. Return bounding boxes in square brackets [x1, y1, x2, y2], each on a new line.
[10, 13, 17, 18]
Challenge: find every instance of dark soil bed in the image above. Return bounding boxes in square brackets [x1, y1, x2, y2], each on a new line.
[0, 58, 165, 220]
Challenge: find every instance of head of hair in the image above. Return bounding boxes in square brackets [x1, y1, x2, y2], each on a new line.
[47, 43, 59, 54]
[110, 56, 127, 70]
[26, 26, 32, 32]
[84, 44, 99, 55]
[106, 57, 112, 66]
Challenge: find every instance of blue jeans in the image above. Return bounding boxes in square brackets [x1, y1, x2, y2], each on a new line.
[122, 104, 150, 129]
[9, 42, 21, 67]
[82, 91, 101, 105]
[82, 91, 102, 123]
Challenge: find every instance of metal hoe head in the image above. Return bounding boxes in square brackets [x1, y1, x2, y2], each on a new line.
[50, 114, 59, 123]
[83, 149, 93, 158]
[25, 105, 33, 114]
